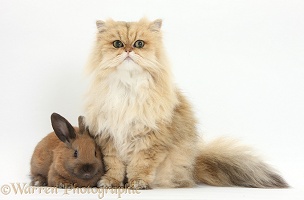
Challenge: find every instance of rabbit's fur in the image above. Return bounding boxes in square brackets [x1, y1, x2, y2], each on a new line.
[30, 113, 104, 188]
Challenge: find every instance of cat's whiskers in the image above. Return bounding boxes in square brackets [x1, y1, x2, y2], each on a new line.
[98, 54, 126, 70]
[130, 53, 168, 84]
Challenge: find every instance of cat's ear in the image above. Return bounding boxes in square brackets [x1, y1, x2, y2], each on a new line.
[150, 19, 162, 32]
[96, 20, 106, 33]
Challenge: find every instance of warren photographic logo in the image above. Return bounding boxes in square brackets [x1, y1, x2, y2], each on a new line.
[1, 183, 141, 199]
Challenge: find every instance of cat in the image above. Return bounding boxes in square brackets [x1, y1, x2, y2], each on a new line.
[83, 18, 288, 189]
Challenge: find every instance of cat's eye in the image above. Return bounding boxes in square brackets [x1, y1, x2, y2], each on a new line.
[74, 150, 78, 158]
[134, 40, 145, 48]
[113, 40, 124, 48]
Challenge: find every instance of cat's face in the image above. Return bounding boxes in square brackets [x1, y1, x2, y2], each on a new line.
[92, 18, 164, 74]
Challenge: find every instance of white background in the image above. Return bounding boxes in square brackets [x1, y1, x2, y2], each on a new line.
[0, 0, 303, 199]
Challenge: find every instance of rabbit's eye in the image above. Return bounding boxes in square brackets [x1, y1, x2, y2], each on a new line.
[95, 151, 97, 157]
[74, 150, 78, 158]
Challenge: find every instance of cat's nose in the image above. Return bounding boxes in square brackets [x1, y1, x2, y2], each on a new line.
[125, 46, 133, 53]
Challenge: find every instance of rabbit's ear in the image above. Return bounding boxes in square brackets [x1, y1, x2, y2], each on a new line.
[78, 116, 86, 134]
[78, 116, 91, 136]
[51, 113, 76, 144]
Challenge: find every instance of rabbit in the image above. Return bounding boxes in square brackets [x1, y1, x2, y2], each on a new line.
[30, 113, 104, 188]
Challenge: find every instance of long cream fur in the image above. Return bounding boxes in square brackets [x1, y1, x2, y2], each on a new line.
[84, 18, 288, 189]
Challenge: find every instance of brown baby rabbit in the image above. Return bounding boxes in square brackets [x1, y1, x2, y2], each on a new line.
[30, 113, 104, 188]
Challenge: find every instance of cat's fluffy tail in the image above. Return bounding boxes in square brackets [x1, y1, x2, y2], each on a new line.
[193, 138, 288, 188]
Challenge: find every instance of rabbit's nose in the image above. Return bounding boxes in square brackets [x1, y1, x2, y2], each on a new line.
[82, 164, 93, 173]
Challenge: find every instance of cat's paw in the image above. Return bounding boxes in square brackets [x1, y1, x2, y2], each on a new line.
[173, 179, 196, 188]
[128, 179, 150, 190]
[97, 176, 123, 188]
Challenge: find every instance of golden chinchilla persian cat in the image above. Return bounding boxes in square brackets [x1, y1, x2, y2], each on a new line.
[84, 18, 288, 189]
